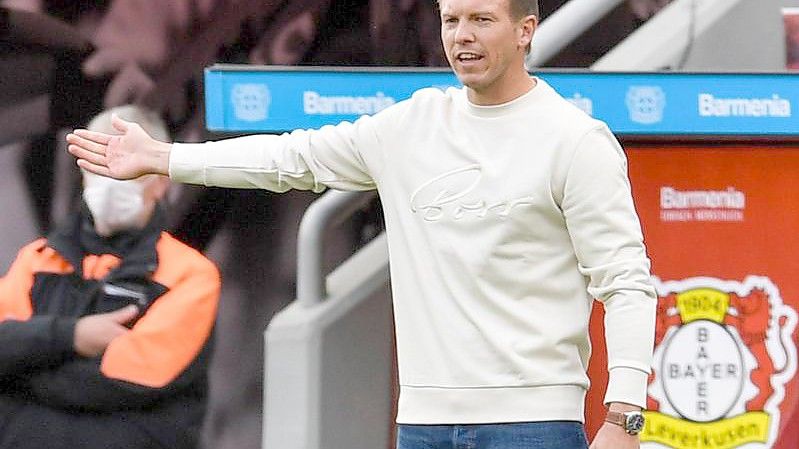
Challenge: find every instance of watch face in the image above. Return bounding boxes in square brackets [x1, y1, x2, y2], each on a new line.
[625, 413, 645, 434]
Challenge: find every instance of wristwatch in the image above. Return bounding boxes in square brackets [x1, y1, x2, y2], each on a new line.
[605, 410, 645, 435]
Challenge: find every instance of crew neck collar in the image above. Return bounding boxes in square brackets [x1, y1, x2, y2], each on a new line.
[458, 77, 549, 118]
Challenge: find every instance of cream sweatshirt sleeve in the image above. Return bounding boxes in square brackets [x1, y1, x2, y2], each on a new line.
[561, 125, 657, 408]
[168, 113, 386, 192]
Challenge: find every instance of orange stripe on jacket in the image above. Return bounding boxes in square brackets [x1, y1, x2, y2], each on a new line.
[101, 233, 220, 387]
[0, 239, 73, 321]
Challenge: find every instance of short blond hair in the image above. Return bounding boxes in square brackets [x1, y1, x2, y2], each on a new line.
[436, 0, 539, 19]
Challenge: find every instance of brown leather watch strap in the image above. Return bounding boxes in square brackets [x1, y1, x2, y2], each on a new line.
[605, 410, 626, 427]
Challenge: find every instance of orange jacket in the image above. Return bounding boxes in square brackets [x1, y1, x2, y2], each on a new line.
[0, 208, 220, 449]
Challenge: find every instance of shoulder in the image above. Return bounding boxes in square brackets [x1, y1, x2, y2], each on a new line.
[154, 233, 220, 280]
[537, 79, 602, 133]
[533, 80, 621, 156]
[407, 86, 460, 109]
[394, 86, 453, 108]
[379, 86, 457, 116]
[411, 86, 455, 100]
[365, 86, 455, 129]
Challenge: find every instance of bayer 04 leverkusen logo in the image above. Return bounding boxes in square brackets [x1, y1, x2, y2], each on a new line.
[642, 276, 797, 449]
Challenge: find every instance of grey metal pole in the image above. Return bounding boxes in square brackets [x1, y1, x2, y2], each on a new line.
[296, 190, 377, 307]
[526, 0, 627, 69]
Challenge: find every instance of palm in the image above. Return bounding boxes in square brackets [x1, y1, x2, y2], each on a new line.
[105, 130, 150, 179]
[67, 116, 160, 180]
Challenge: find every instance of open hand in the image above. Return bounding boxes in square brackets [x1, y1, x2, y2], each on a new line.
[66, 115, 172, 179]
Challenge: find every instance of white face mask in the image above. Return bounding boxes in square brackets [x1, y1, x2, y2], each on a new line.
[82, 173, 150, 236]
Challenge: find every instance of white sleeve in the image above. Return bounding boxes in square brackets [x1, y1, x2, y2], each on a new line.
[169, 112, 387, 193]
[561, 125, 657, 408]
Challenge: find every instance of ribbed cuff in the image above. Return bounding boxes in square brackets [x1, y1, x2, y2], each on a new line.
[603, 367, 649, 409]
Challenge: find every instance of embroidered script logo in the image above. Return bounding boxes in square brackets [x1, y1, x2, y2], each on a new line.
[410, 165, 535, 222]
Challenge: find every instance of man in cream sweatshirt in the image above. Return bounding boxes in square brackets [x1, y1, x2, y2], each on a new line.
[67, 0, 656, 447]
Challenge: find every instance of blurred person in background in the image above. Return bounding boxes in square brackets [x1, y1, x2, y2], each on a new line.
[627, 0, 673, 22]
[0, 105, 220, 449]
[67, 0, 656, 448]
[3, 2, 446, 448]
[1, 0, 106, 236]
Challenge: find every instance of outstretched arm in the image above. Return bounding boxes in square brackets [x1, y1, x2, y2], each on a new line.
[66, 115, 172, 179]
[69, 103, 395, 192]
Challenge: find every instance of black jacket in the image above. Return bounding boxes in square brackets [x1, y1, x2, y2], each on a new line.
[0, 207, 220, 449]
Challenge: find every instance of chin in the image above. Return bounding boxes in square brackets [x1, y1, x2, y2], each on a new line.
[455, 73, 484, 90]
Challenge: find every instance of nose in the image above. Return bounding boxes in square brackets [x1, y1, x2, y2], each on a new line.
[453, 21, 475, 43]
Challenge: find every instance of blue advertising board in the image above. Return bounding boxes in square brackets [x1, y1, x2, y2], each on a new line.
[205, 65, 799, 137]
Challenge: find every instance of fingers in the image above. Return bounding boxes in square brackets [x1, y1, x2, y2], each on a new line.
[108, 305, 140, 324]
[66, 139, 107, 161]
[68, 141, 107, 166]
[69, 129, 113, 146]
[66, 131, 114, 172]
[75, 159, 113, 178]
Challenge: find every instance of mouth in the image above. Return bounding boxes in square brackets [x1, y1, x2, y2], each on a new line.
[455, 51, 484, 64]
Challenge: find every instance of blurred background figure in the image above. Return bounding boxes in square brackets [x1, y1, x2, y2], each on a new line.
[627, 0, 674, 21]
[0, 105, 220, 449]
[0, 1, 670, 448]
[784, 7, 799, 69]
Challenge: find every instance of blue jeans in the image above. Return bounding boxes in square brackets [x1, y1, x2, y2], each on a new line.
[396, 421, 589, 449]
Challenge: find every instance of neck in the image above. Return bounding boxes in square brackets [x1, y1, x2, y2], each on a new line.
[467, 68, 536, 106]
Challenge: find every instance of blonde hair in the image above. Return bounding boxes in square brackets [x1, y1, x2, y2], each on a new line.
[508, 0, 539, 19]
[436, 0, 539, 19]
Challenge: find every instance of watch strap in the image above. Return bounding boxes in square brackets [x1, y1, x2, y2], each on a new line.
[605, 410, 627, 428]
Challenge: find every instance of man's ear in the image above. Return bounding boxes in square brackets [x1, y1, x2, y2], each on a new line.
[519, 14, 538, 49]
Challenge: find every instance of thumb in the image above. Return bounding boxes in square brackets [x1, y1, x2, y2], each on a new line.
[109, 304, 140, 323]
[111, 114, 132, 134]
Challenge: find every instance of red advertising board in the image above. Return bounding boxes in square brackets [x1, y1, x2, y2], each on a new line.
[587, 144, 799, 449]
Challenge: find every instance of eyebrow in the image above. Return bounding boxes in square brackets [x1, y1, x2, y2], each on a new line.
[441, 11, 497, 18]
